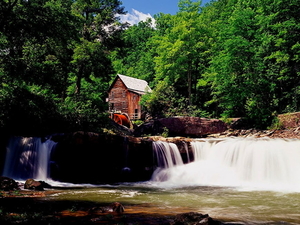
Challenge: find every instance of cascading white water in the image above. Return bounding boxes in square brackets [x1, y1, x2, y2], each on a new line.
[152, 141, 183, 168]
[151, 141, 183, 181]
[2, 136, 57, 180]
[151, 138, 300, 191]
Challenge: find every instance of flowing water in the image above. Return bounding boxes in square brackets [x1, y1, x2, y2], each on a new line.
[153, 138, 300, 192]
[3, 136, 56, 180]
[3, 136, 300, 224]
[44, 182, 300, 224]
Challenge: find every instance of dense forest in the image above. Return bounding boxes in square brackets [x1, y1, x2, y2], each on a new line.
[1, 0, 299, 135]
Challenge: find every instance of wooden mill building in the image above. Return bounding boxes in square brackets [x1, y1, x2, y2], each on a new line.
[107, 74, 151, 120]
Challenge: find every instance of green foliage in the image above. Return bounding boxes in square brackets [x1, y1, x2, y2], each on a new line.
[268, 117, 284, 130]
[153, 7, 209, 105]
[111, 18, 156, 82]
[0, 0, 126, 134]
[161, 127, 169, 138]
[132, 120, 144, 126]
[60, 74, 109, 126]
[198, 0, 300, 128]
[178, 0, 202, 13]
[2, 0, 300, 132]
[141, 80, 209, 118]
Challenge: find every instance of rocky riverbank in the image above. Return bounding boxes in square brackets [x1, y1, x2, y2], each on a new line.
[133, 113, 300, 139]
[207, 128, 300, 139]
[0, 188, 228, 225]
[0, 177, 242, 225]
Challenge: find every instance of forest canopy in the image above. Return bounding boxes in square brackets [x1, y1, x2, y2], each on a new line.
[1, 0, 300, 134]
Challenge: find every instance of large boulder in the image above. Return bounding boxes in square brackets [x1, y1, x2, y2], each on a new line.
[171, 212, 223, 225]
[24, 179, 51, 191]
[134, 117, 228, 137]
[0, 176, 20, 191]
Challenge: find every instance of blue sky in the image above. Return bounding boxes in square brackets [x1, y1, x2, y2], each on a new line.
[119, 0, 212, 25]
[121, 0, 211, 16]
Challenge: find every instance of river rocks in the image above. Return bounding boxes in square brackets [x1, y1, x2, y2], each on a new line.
[24, 179, 51, 191]
[171, 212, 223, 225]
[90, 202, 125, 214]
[278, 112, 300, 129]
[134, 117, 228, 137]
[111, 202, 125, 213]
[0, 176, 20, 191]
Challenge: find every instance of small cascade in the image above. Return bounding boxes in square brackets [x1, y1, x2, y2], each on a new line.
[152, 141, 183, 168]
[182, 141, 191, 163]
[151, 138, 300, 191]
[151, 141, 183, 181]
[2, 136, 57, 180]
[121, 136, 131, 176]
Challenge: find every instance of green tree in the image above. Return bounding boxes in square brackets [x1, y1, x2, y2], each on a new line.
[204, 0, 300, 128]
[0, 0, 126, 133]
[0, 0, 78, 133]
[141, 80, 209, 118]
[70, 0, 126, 95]
[205, 0, 275, 127]
[256, 0, 300, 113]
[152, 0, 210, 110]
[111, 18, 156, 82]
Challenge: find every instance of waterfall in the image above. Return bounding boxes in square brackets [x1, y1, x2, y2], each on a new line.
[152, 141, 183, 168]
[2, 136, 57, 180]
[151, 138, 300, 191]
[151, 141, 183, 181]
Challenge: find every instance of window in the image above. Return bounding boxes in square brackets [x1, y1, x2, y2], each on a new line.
[111, 91, 114, 99]
[110, 103, 114, 111]
[134, 109, 138, 119]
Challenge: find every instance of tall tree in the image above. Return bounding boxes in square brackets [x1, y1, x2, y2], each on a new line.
[205, 0, 300, 127]
[153, 0, 209, 106]
[0, 0, 127, 133]
[0, 0, 77, 87]
[0, 0, 79, 133]
[256, 0, 300, 113]
[111, 18, 156, 82]
[70, 0, 126, 95]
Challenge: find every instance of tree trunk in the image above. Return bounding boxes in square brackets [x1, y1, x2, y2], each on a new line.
[75, 64, 83, 95]
[188, 65, 192, 105]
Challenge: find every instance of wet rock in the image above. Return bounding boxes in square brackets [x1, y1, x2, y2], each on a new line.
[89, 202, 125, 214]
[171, 212, 223, 225]
[24, 179, 51, 191]
[111, 202, 125, 213]
[0, 176, 20, 191]
[135, 117, 228, 137]
[278, 112, 300, 129]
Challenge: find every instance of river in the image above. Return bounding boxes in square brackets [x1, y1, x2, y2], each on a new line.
[42, 180, 300, 224]
[3, 136, 300, 224]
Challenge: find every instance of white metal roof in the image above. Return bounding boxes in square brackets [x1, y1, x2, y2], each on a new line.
[117, 74, 151, 94]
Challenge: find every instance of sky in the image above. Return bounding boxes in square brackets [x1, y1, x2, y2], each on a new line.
[119, 0, 212, 25]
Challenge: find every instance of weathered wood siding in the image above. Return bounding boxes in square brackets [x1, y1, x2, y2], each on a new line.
[127, 91, 141, 119]
[108, 78, 142, 119]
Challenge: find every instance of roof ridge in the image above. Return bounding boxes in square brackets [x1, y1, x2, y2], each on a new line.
[118, 74, 146, 82]
[117, 74, 151, 94]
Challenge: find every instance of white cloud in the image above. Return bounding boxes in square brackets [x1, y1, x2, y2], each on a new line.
[119, 9, 155, 27]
